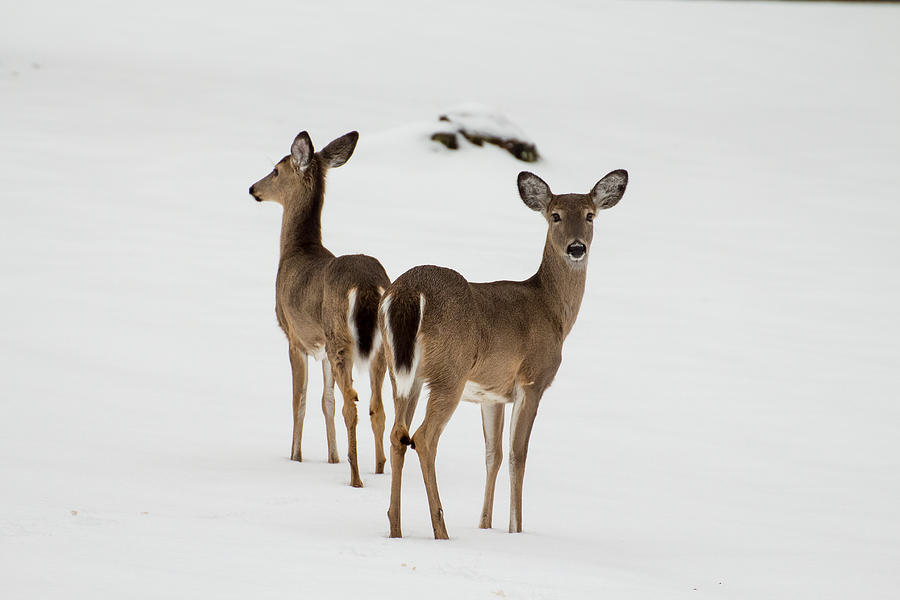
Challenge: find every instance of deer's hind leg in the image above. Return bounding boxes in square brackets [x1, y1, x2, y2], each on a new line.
[368, 348, 388, 474]
[328, 343, 363, 487]
[411, 380, 465, 540]
[387, 376, 422, 538]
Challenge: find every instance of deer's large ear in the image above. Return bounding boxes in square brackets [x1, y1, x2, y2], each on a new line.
[591, 169, 628, 210]
[517, 171, 552, 212]
[319, 131, 359, 169]
[291, 131, 314, 171]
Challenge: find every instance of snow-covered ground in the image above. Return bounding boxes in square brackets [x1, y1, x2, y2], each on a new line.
[2, 1, 899, 598]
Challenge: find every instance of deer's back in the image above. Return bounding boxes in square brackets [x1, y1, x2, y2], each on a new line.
[324, 254, 390, 293]
[388, 266, 563, 397]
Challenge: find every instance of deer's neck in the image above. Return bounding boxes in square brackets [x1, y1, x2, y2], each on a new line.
[279, 179, 325, 260]
[532, 237, 588, 336]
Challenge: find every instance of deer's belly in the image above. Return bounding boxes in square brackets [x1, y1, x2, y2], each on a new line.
[461, 381, 510, 404]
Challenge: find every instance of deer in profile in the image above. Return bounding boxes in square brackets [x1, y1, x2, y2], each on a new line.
[379, 169, 628, 538]
[249, 130, 390, 488]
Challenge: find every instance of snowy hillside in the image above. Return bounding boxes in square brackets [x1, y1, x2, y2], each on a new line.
[2, 1, 899, 598]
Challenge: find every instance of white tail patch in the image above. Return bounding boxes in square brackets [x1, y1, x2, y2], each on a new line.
[379, 293, 392, 333]
[370, 287, 385, 358]
[381, 293, 425, 398]
[347, 287, 376, 373]
[347, 288, 364, 371]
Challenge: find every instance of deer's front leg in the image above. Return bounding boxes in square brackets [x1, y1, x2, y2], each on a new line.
[288, 345, 308, 462]
[479, 403, 505, 529]
[508, 387, 542, 533]
[321, 359, 339, 463]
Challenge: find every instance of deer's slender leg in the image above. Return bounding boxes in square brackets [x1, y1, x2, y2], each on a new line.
[321, 359, 339, 463]
[411, 382, 464, 540]
[330, 348, 363, 488]
[368, 348, 388, 474]
[508, 386, 542, 533]
[387, 377, 422, 538]
[479, 402, 506, 529]
[288, 345, 308, 462]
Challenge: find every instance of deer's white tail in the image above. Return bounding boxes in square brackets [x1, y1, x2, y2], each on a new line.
[348, 286, 384, 371]
[381, 292, 425, 397]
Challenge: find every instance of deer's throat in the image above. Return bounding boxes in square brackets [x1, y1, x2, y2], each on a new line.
[535, 243, 588, 334]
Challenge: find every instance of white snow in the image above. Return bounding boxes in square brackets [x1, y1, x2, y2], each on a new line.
[439, 102, 536, 143]
[2, 1, 899, 599]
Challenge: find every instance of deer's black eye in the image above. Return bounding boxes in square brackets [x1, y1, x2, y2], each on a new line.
[272, 168, 278, 177]
[551, 213, 561, 223]
[586, 213, 594, 222]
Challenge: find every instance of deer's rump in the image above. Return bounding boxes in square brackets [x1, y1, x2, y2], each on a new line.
[324, 254, 391, 364]
[381, 265, 484, 392]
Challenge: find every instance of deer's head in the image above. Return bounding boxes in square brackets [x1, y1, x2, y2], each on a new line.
[518, 170, 628, 267]
[249, 130, 359, 205]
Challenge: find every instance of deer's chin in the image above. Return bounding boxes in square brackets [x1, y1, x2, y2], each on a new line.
[563, 252, 588, 268]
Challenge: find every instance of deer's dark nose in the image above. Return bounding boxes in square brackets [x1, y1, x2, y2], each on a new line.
[249, 185, 260, 201]
[567, 241, 586, 260]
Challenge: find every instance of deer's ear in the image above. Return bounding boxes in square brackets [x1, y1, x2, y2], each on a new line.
[319, 131, 359, 169]
[290, 131, 314, 171]
[517, 171, 552, 212]
[591, 169, 628, 210]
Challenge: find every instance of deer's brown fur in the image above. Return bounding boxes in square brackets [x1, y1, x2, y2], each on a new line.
[379, 169, 628, 538]
[250, 130, 391, 488]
